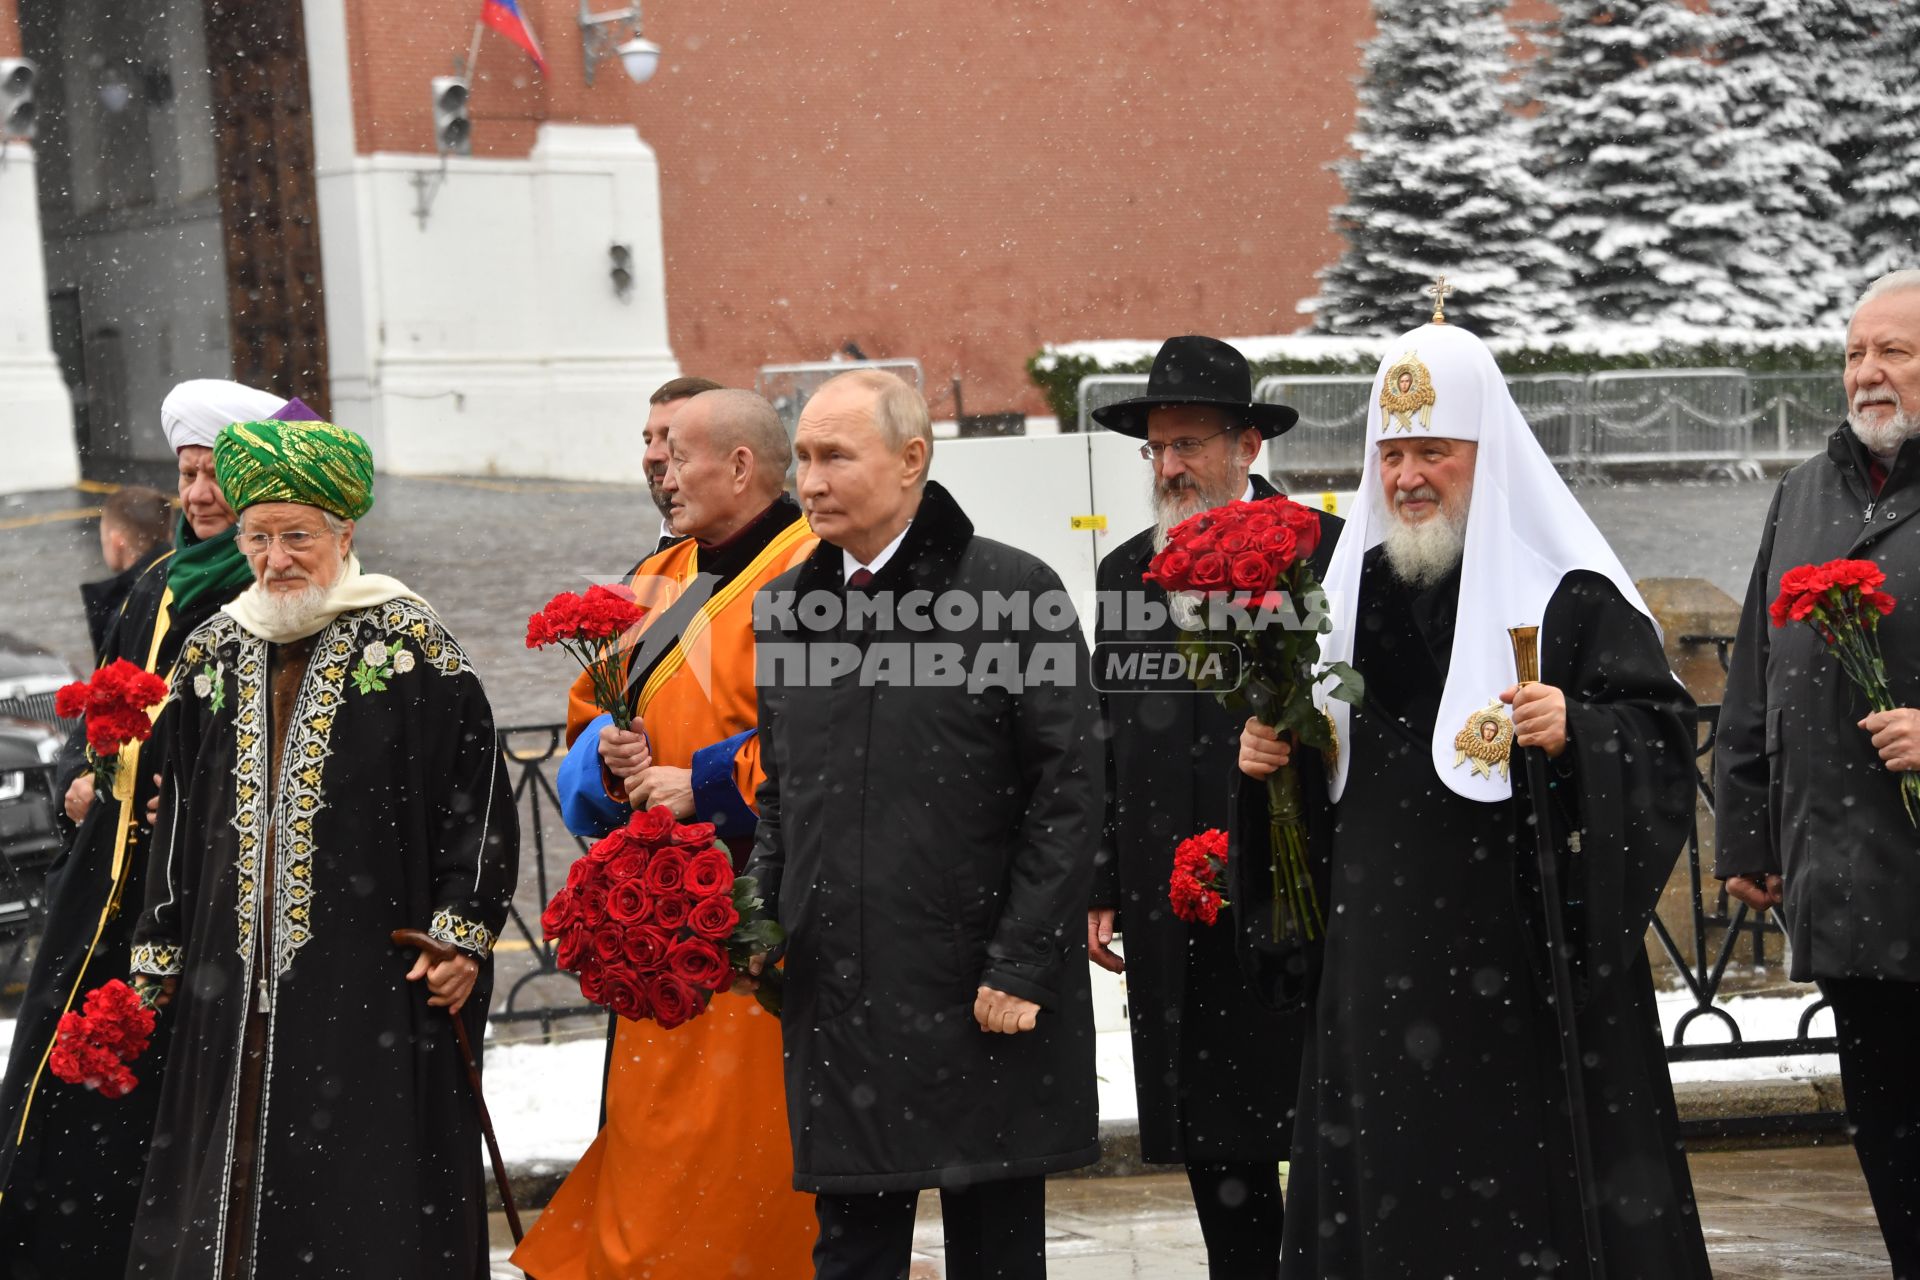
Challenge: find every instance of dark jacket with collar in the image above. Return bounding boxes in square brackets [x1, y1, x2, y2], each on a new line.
[1090, 475, 1342, 1162]
[745, 480, 1102, 1193]
[1715, 425, 1920, 982]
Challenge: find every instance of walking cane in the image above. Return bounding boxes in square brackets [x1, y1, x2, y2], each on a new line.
[392, 928, 524, 1245]
[1507, 628, 1608, 1280]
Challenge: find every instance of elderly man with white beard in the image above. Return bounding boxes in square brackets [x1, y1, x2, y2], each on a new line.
[1087, 335, 1341, 1278]
[1239, 316, 1709, 1278]
[125, 418, 518, 1280]
[1716, 268, 1920, 1276]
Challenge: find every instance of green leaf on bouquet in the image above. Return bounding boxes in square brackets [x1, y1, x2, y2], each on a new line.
[1317, 661, 1365, 707]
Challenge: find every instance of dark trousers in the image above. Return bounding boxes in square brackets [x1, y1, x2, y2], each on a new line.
[813, 1176, 1046, 1280]
[1186, 1161, 1284, 1279]
[1821, 977, 1920, 1279]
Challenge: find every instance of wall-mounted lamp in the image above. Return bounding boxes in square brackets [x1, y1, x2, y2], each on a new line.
[580, 2, 660, 86]
[1, 58, 39, 140]
[609, 244, 634, 298]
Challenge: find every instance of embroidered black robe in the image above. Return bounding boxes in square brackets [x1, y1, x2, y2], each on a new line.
[1245, 551, 1711, 1280]
[126, 599, 518, 1280]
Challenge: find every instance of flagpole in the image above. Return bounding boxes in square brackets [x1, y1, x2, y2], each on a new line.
[465, 19, 486, 82]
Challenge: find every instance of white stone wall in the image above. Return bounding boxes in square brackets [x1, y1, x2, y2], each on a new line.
[0, 145, 80, 494]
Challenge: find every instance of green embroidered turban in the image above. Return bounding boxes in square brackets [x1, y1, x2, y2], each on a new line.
[214, 419, 376, 520]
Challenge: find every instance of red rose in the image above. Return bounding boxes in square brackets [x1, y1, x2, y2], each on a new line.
[653, 892, 691, 931]
[1217, 528, 1253, 555]
[1145, 550, 1194, 592]
[687, 893, 741, 941]
[647, 973, 704, 1030]
[1229, 553, 1274, 591]
[1258, 525, 1300, 567]
[556, 922, 588, 971]
[565, 858, 596, 892]
[606, 878, 651, 925]
[628, 807, 677, 846]
[672, 821, 718, 846]
[668, 937, 732, 992]
[1272, 500, 1322, 562]
[1188, 552, 1229, 590]
[592, 924, 625, 965]
[607, 852, 646, 883]
[684, 850, 734, 898]
[643, 850, 689, 897]
[579, 961, 609, 1006]
[579, 884, 610, 926]
[623, 924, 674, 970]
[541, 888, 576, 938]
[603, 969, 650, 1021]
[1165, 511, 1211, 544]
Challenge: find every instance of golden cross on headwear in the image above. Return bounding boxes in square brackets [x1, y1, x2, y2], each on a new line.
[1426, 275, 1455, 325]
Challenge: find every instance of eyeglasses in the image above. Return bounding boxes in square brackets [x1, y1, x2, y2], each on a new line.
[1139, 428, 1236, 462]
[236, 528, 331, 557]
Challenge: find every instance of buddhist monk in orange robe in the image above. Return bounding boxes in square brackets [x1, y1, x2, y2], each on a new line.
[513, 390, 818, 1280]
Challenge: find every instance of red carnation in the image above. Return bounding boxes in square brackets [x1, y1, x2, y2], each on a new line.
[1169, 829, 1230, 927]
[526, 589, 644, 729]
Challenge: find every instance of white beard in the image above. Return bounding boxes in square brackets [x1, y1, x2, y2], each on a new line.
[1382, 491, 1469, 588]
[1150, 472, 1244, 552]
[250, 579, 334, 636]
[1848, 396, 1920, 456]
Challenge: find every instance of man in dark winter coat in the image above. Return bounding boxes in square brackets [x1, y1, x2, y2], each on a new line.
[1717, 268, 1920, 1277]
[1087, 335, 1340, 1278]
[744, 368, 1102, 1280]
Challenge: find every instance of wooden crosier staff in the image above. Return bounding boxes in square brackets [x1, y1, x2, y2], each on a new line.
[391, 928, 523, 1244]
[1507, 625, 1608, 1280]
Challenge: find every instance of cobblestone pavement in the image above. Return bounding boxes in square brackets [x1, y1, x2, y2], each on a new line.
[2, 473, 1780, 727]
[485, 1143, 1889, 1278]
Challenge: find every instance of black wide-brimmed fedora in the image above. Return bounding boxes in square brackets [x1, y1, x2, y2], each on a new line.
[1090, 335, 1298, 440]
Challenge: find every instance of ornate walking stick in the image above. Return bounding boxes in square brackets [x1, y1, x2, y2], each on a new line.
[392, 928, 524, 1244]
[1507, 627, 1608, 1280]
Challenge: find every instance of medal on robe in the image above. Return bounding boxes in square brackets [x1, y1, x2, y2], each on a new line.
[1452, 701, 1513, 780]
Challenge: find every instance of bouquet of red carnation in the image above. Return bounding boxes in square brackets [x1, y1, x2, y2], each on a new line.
[1169, 829, 1230, 926]
[55, 658, 171, 801]
[1144, 496, 1362, 943]
[525, 585, 646, 730]
[49, 979, 160, 1099]
[1769, 557, 1918, 825]
[541, 805, 786, 1027]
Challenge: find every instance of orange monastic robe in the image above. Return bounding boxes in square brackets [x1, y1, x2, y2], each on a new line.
[513, 514, 819, 1280]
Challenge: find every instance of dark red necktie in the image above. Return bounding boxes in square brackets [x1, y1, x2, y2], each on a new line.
[847, 568, 874, 589]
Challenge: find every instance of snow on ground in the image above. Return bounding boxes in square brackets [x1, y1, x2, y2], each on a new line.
[0, 988, 1838, 1170]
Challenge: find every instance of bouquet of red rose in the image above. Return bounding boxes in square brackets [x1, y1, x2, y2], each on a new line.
[525, 585, 646, 730]
[1769, 557, 1918, 825]
[1145, 496, 1362, 943]
[541, 805, 785, 1027]
[55, 658, 171, 801]
[1169, 828, 1230, 926]
[49, 979, 160, 1099]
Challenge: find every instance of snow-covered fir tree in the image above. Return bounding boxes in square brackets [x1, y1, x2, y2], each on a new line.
[1308, 0, 1570, 337]
[1530, 0, 1763, 327]
[1843, 7, 1920, 281]
[1708, 0, 1855, 323]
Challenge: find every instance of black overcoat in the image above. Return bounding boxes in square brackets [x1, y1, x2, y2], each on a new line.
[0, 549, 230, 1277]
[1715, 426, 1920, 982]
[1090, 477, 1341, 1163]
[745, 481, 1103, 1194]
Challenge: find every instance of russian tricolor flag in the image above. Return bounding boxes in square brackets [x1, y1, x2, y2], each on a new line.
[482, 0, 549, 74]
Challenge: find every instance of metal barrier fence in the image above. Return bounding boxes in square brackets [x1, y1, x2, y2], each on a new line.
[1077, 368, 1845, 478]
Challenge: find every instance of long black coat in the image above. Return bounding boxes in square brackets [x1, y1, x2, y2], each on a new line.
[0, 550, 230, 1278]
[1716, 426, 1920, 982]
[1251, 554, 1709, 1280]
[1091, 478, 1341, 1163]
[746, 481, 1103, 1194]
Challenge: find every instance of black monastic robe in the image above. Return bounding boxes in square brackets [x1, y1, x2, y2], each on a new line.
[126, 598, 517, 1280]
[1257, 550, 1710, 1280]
[0, 550, 231, 1278]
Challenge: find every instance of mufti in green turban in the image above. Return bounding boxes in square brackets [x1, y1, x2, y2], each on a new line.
[214, 419, 375, 520]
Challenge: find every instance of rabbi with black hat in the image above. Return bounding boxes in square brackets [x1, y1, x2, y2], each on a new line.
[1088, 335, 1340, 1278]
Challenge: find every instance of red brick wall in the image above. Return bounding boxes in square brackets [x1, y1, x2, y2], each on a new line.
[345, 1, 1376, 416]
[0, 0, 22, 59]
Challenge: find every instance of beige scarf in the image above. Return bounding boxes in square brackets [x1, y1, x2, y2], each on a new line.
[221, 553, 428, 644]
